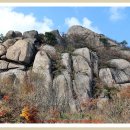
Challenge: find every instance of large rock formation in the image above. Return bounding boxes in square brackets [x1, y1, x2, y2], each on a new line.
[6, 39, 36, 65]
[1, 26, 130, 112]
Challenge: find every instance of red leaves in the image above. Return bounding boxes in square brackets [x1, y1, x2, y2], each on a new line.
[3, 95, 9, 101]
[0, 110, 7, 117]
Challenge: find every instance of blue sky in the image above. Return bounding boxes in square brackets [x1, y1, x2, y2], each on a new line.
[0, 7, 130, 45]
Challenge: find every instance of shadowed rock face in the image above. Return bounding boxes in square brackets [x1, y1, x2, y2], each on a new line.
[5, 30, 22, 39]
[1, 26, 130, 112]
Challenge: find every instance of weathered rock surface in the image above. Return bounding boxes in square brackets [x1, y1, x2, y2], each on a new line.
[8, 63, 25, 70]
[32, 50, 52, 89]
[71, 48, 93, 110]
[67, 25, 100, 47]
[2, 39, 16, 49]
[53, 74, 70, 105]
[33, 50, 51, 74]
[6, 39, 35, 64]
[41, 45, 57, 59]
[110, 68, 130, 84]
[99, 68, 115, 86]
[61, 53, 71, 73]
[67, 25, 93, 35]
[73, 73, 92, 99]
[99, 59, 130, 85]
[23, 30, 38, 39]
[0, 60, 9, 70]
[108, 59, 130, 70]
[73, 47, 91, 64]
[5, 30, 22, 39]
[14, 31, 22, 37]
[0, 45, 6, 56]
[51, 30, 64, 45]
[0, 69, 27, 85]
[0, 60, 25, 71]
[72, 55, 92, 77]
[5, 30, 16, 39]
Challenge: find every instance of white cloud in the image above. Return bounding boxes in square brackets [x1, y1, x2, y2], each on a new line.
[65, 17, 80, 27]
[0, 7, 53, 35]
[65, 17, 101, 33]
[109, 7, 125, 21]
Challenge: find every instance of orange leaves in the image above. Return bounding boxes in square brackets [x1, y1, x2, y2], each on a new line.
[20, 106, 31, 121]
[20, 106, 38, 123]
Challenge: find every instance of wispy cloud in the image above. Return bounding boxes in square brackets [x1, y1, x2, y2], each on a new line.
[65, 17, 101, 33]
[0, 7, 54, 35]
[109, 7, 126, 22]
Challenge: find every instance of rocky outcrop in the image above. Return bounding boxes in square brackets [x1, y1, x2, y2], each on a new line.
[108, 59, 130, 70]
[41, 45, 57, 59]
[61, 53, 71, 73]
[51, 30, 64, 45]
[1, 26, 130, 112]
[73, 48, 91, 64]
[72, 48, 93, 110]
[2, 39, 16, 49]
[0, 60, 9, 70]
[32, 50, 52, 90]
[0, 60, 25, 71]
[0, 69, 27, 85]
[109, 59, 130, 84]
[23, 30, 38, 39]
[0, 45, 6, 56]
[99, 59, 130, 86]
[67, 25, 101, 47]
[99, 68, 115, 86]
[5, 30, 22, 39]
[6, 39, 35, 64]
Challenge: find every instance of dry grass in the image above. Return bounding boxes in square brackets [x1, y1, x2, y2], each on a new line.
[1, 72, 130, 123]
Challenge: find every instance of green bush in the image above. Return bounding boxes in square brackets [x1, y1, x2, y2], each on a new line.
[0, 34, 5, 43]
[100, 37, 110, 48]
[44, 32, 57, 46]
[37, 33, 45, 44]
[120, 40, 128, 47]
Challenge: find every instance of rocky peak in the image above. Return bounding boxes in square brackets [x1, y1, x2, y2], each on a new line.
[67, 25, 95, 35]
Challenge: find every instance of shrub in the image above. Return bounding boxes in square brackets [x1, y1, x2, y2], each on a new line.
[0, 34, 5, 43]
[120, 40, 128, 47]
[93, 78, 119, 99]
[99, 37, 110, 48]
[101, 97, 130, 123]
[44, 32, 57, 46]
[102, 86, 119, 99]
[37, 33, 45, 44]
[20, 105, 38, 123]
[97, 47, 124, 69]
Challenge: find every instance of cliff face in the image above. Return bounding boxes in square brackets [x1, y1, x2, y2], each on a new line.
[0, 25, 130, 112]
